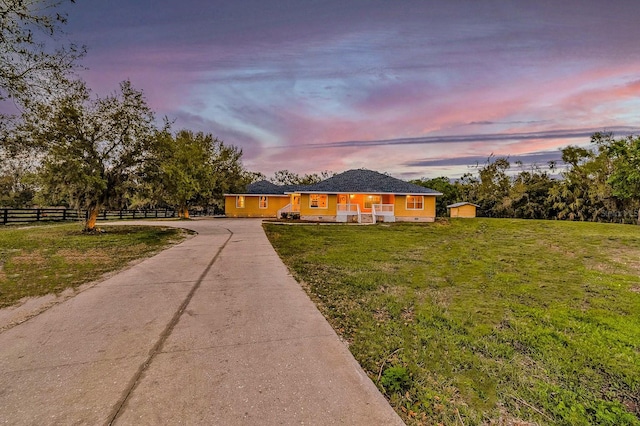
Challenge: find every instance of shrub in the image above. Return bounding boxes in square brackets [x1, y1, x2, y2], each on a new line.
[381, 365, 410, 393]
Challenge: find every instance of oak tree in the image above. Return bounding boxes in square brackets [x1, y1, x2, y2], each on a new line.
[146, 129, 248, 218]
[24, 80, 156, 230]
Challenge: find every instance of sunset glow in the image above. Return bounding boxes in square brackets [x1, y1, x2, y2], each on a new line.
[64, 0, 640, 179]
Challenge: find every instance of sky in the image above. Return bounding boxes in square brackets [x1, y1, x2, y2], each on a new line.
[60, 0, 640, 179]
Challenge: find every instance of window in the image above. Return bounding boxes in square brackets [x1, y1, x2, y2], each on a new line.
[309, 194, 328, 208]
[364, 195, 381, 209]
[406, 195, 423, 210]
[236, 196, 245, 208]
[259, 196, 268, 209]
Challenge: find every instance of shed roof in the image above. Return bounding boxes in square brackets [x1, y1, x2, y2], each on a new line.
[447, 202, 480, 208]
[297, 169, 441, 195]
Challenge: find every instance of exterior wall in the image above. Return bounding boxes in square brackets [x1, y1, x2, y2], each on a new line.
[394, 195, 436, 222]
[350, 194, 365, 211]
[224, 195, 289, 218]
[299, 193, 338, 221]
[450, 205, 477, 218]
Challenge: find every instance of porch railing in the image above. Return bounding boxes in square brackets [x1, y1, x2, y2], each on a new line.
[372, 204, 394, 224]
[277, 204, 292, 218]
[337, 203, 361, 223]
[373, 204, 394, 214]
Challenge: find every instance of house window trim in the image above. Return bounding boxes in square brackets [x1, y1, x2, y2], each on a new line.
[259, 196, 268, 209]
[309, 194, 328, 209]
[236, 196, 245, 209]
[406, 195, 424, 210]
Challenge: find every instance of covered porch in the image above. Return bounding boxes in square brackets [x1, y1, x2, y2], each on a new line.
[336, 193, 395, 224]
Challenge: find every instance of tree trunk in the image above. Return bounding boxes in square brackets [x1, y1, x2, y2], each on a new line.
[179, 205, 190, 219]
[85, 206, 99, 231]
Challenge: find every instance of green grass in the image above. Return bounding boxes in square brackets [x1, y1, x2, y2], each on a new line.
[264, 219, 640, 426]
[0, 223, 189, 308]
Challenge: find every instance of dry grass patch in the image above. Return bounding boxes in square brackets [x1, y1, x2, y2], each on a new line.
[0, 224, 189, 308]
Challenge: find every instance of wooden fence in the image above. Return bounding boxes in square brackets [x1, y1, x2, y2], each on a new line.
[1, 208, 178, 225]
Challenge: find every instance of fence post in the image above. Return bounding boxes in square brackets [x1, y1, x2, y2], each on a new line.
[2, 209, 7, 224]
[36, 209, 41, 222]
[62, 209, 66, 221]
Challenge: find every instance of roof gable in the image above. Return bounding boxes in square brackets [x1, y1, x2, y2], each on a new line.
[447, 202, 479, 208]
[298, 169, 441, 194]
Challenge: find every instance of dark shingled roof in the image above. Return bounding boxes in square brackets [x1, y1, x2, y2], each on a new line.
[246, 180, 287, 195]
[299, 169, 441, 194]
[245, 180, 310, 195]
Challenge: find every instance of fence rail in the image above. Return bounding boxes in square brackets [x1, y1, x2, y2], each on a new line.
[1, 208, 178, 225]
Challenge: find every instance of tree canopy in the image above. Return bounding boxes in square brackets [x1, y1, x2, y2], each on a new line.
[438, 134, 640, 223]
[144, 128, 248, 218]
[270, 169, 334, 186]
[22, 80, 156, 230]
[0, 0, 84, 107]
[0, 0, 256, 228]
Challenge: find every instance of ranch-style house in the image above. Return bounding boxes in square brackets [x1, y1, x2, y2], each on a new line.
[224, 169, 442, 224]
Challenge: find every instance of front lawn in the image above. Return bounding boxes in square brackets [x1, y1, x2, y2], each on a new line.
[0, 223, 189, 308]
[264, 219, 640, 425]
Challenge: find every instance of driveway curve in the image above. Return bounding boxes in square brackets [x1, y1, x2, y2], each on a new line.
[0, 218, 404, 425]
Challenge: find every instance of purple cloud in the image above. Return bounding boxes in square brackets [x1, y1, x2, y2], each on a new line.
[55, 0, 640, 178]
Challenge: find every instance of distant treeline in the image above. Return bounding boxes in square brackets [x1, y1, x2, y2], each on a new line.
[411, 132, 640, 223]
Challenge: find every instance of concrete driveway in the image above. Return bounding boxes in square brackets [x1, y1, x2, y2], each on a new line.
[0, 218, 404, 425]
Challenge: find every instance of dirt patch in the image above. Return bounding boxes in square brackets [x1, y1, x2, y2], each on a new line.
[10, 251, 45, 265]
[377, 262, 402, 273]
[401, 306, 415, 323]
[56, 248, 111, 263]
[373, 308, 390, 322]
[603, 248, 640, 275]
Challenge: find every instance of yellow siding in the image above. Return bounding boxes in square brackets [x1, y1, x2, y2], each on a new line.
[394, 195, 436, 222]
[451, 204, 476, 218]
[224, 195, 289, 218]
[227, 192, 439, 221]
[299, 194, 337, 220]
